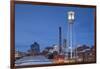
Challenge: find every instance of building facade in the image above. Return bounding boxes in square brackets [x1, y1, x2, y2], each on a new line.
[30, 42, 40, 55]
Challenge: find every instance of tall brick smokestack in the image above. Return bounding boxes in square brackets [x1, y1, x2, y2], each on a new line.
[59, 27, 62, 54]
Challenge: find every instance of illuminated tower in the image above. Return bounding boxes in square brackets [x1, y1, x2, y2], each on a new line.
[67, 11, 75, 59]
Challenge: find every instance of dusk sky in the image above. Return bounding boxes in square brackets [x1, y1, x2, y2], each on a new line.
[15, 4, 95, 52]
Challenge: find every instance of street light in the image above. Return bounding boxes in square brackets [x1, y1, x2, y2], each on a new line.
[67, 11, 75, 59]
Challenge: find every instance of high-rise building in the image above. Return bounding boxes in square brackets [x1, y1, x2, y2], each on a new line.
[63, 39, 67, 54]
[59, 27, 62, 54]
[30, 42, 40, 55]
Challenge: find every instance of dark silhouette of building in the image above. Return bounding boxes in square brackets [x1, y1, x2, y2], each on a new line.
[63, 39, 67, 54]
[59, 27, 62, 54]
[30, 42, 40, 55]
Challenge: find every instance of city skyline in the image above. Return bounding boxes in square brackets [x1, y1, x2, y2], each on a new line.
[15, 4, 95, 52]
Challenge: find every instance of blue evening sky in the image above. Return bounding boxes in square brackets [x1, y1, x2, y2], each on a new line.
[15, 4, 95, 52]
